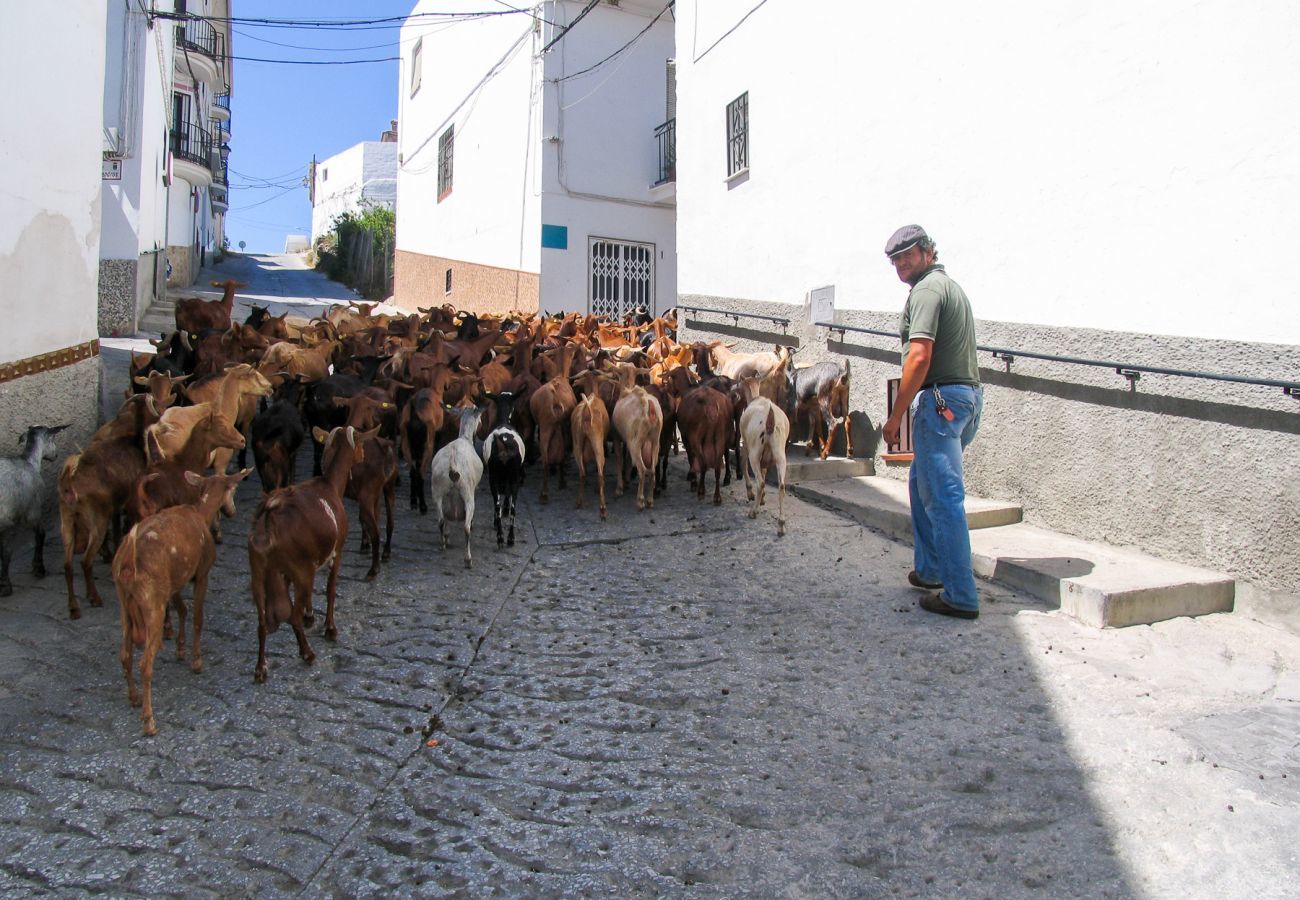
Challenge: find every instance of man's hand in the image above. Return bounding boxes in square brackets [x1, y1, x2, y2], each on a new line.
[883, 415, 902, 449]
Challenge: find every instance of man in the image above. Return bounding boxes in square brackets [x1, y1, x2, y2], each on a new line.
[880, 225, 984, 619]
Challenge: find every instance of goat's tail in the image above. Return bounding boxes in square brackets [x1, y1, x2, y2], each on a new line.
[448, 464, 461, 484]
[112, 533, 149, 648]
[764, 408, 776, 437]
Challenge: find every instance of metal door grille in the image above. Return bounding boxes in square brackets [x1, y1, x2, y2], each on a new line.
[886, 377, 915, 457]
[589, 238, 654, 320]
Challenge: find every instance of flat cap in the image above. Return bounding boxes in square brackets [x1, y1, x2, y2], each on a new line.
[884, 224, 928, 258]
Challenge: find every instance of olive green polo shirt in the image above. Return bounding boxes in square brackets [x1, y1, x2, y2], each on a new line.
[899, 264, 980, 387]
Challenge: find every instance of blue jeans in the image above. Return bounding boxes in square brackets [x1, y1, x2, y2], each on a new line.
[909, 384, 983, 611]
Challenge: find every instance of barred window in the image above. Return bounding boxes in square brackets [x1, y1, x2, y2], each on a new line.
[437, 125, 454, 201]
[726, 91, 748, 177]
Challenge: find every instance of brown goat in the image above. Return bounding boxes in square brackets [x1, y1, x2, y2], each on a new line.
[113, 469, 249, 735]
[570, 394, 610, 519]
[247, 425, 377, 683]
[174, 279, 244, 334]
[677, 385, 733, 505]
[528, 342, 577, 503]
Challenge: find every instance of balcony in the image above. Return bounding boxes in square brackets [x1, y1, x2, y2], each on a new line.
[212, 92, 231, 123]
[170, 121, 214, 187]
[653, 118, 675, 186]
[174, 15, 225, 86]
[210, 164, 229, 212]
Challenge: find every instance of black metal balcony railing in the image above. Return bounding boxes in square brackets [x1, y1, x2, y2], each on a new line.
[170, 121, 213, 169]
[177, 14, 222, 59]
[215, 93, 231, 111]
[654, 117, 675, 186]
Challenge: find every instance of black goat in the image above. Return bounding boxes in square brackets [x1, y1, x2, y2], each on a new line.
[481, 392, 525, 548]
[251, 376, 308, 492]
[303, 355, 387, 475]
[787, 359, 852, 459]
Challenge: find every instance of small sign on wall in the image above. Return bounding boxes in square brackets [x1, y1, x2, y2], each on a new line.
[102, 158, 122, 181]
[809, 284, 835, 325]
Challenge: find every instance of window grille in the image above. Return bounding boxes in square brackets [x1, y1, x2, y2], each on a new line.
[437, 126, 454, 201]
[726, 91, 748, 177]
[885, 377, 915, 458]
[445, 268, 452, 294]
[590, 238, 654, 320]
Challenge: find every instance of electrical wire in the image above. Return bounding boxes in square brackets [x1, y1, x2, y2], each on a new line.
[233, 183, 300, 211]
[552, 1, 673, 83]
[154, 10, 524, 30]
[226, 54, 399, 64]
[539, 0, 600, 54]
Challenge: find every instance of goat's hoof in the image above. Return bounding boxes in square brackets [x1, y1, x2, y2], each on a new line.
[32, 565, 46, 579]
[129, 692, 142, 707]
[191, 658, 203, 674]
[365, 570, 378, 582]
[599, 508, 607, 520]
[254, 667, 267, 684]
[69, 606, 81, 620]
[142, 718, 157, 737]
[90, 596, 104, 608]
[324, 627, 338, 642]
[302, 650, 316, 664]
[778, 525, 786, 537]
[748, 510, 758, 519]
[381, 550, 391, 561]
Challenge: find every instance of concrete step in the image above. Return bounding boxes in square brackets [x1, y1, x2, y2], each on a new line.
[791, 475, 1233, 628]
[781, 455, 875, 484]
[792, 474, 1021, 542]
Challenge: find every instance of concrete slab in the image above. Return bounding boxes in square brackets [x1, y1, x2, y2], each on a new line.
[780, 455, 874, 484]
[969, 522, 1235, 627]
[791, 475, 1022, 542]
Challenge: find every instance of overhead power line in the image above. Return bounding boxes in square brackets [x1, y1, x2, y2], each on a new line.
[154, 9, 541, 30]
[552, 1, 673, 83]
[540, 0, 600, 54]
[226, 54, 400, 65]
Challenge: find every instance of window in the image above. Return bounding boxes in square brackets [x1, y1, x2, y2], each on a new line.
[437, 125, 454, 201]
[726, 91, 748, 177]
[589, 237, 655, 320]
[410, 38, 423, 97]
[445, 268, 452, 294]
[321, 167, 328, 182]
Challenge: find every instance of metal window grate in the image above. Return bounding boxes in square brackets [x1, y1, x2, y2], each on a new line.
[886, 377, 915, 456]
[437, 126, 453, 201]
[726, 92, 748, 177]
[654, 118, 675, 185]
[590, 238, 655, 320]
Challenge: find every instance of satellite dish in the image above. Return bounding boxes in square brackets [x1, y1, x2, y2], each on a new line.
[238, 240, 246, 250]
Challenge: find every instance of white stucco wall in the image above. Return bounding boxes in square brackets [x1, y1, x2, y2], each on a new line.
[397, 2, 541, 274]
[101, 1, 174, 261]
[0, 2, 106, 363]
[675, 0, 1300, 345]
[312, 142, 398, 242]
[538, 0, 677, 316]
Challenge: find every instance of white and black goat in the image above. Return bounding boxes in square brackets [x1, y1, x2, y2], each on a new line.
[481, 392, 525, 549]
[0, 425, 70, 597]
[429, 405, 486, 568]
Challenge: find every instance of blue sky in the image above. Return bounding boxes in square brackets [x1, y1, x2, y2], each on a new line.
[225, 2, 416, 252]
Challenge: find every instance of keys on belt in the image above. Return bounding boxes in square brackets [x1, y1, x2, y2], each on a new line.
[932, 385, 956, 421]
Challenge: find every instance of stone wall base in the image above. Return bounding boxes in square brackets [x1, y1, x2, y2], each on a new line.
[394, 249, 538, 316]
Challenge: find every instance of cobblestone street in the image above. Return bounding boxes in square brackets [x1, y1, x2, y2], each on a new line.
[1, 443, 1146, 897]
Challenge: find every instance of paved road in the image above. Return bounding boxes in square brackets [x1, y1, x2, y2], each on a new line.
[194, 251, 363, 318]
[1, 265, 1294, 895]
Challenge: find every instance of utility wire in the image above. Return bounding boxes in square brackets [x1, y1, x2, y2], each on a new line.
[226, 54, 399, 64]
[154, 10, 524, 30]
[552, 1, 673, 83]
[233, 184, 300, 211]
[539, 0, 600, 54]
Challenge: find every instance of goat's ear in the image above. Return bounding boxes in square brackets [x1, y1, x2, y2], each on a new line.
[311, 426, 330, 444]
[183, 470, 204, 487]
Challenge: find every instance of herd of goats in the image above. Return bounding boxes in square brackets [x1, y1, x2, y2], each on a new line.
[0, 280, 851, 735]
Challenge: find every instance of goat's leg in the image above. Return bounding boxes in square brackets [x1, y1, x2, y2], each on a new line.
[615, 442, 627, 498]
[190, 568, 209, 673]
[362, 499, 380, 581]
[743, 444, 756, 505]
[595, 449, 607, 520]
[251, 564, 270, 683]
[776, 469, 787, 538]
[382, 482, 395, 561]
[139, 618, 163, 736]
[0, 536, 11, 597]
[433, 492, 447, 551]
[505, 492, 516, 547]
[574, 452, 587, 510]
[61, 511, 82, 619]
[32, 525, 46, 579]
[492, 488, 505, 548]
[291, 576, 317, 662]
[713, 463, 723, 506]
[462, 492, 475, 569]
[323, 547, 342, 641]
[82, 517, 109, 609]
[171, 592, 187, 661]
[118, 594, 139, 707]
[843, 416, 853, 459]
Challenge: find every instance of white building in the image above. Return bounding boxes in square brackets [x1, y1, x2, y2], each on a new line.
[100, 0, 233, 336]
[310, 138, 399, 245]
[672, 1, 1300, 596]
[1, 2, 108, 455]
[395, 0, 676, 318]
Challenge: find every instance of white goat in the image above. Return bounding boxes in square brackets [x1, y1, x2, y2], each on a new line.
[739, 386, 790, 537]
[429, 405, 485, 568]
[0, 425, 69, 596]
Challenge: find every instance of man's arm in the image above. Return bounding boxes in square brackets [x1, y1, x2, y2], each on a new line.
[882, 337, 932, 448]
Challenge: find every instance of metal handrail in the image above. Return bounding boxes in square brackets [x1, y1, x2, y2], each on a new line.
[178, 14, 219, 58]
[170, 120, 212, 169]
[215, 93, 231, 110]
[815, 321, 1300, 398]
[680, 303, 791, 331]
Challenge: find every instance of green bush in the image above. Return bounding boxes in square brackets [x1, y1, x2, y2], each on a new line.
[316, 204, 395, 298]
